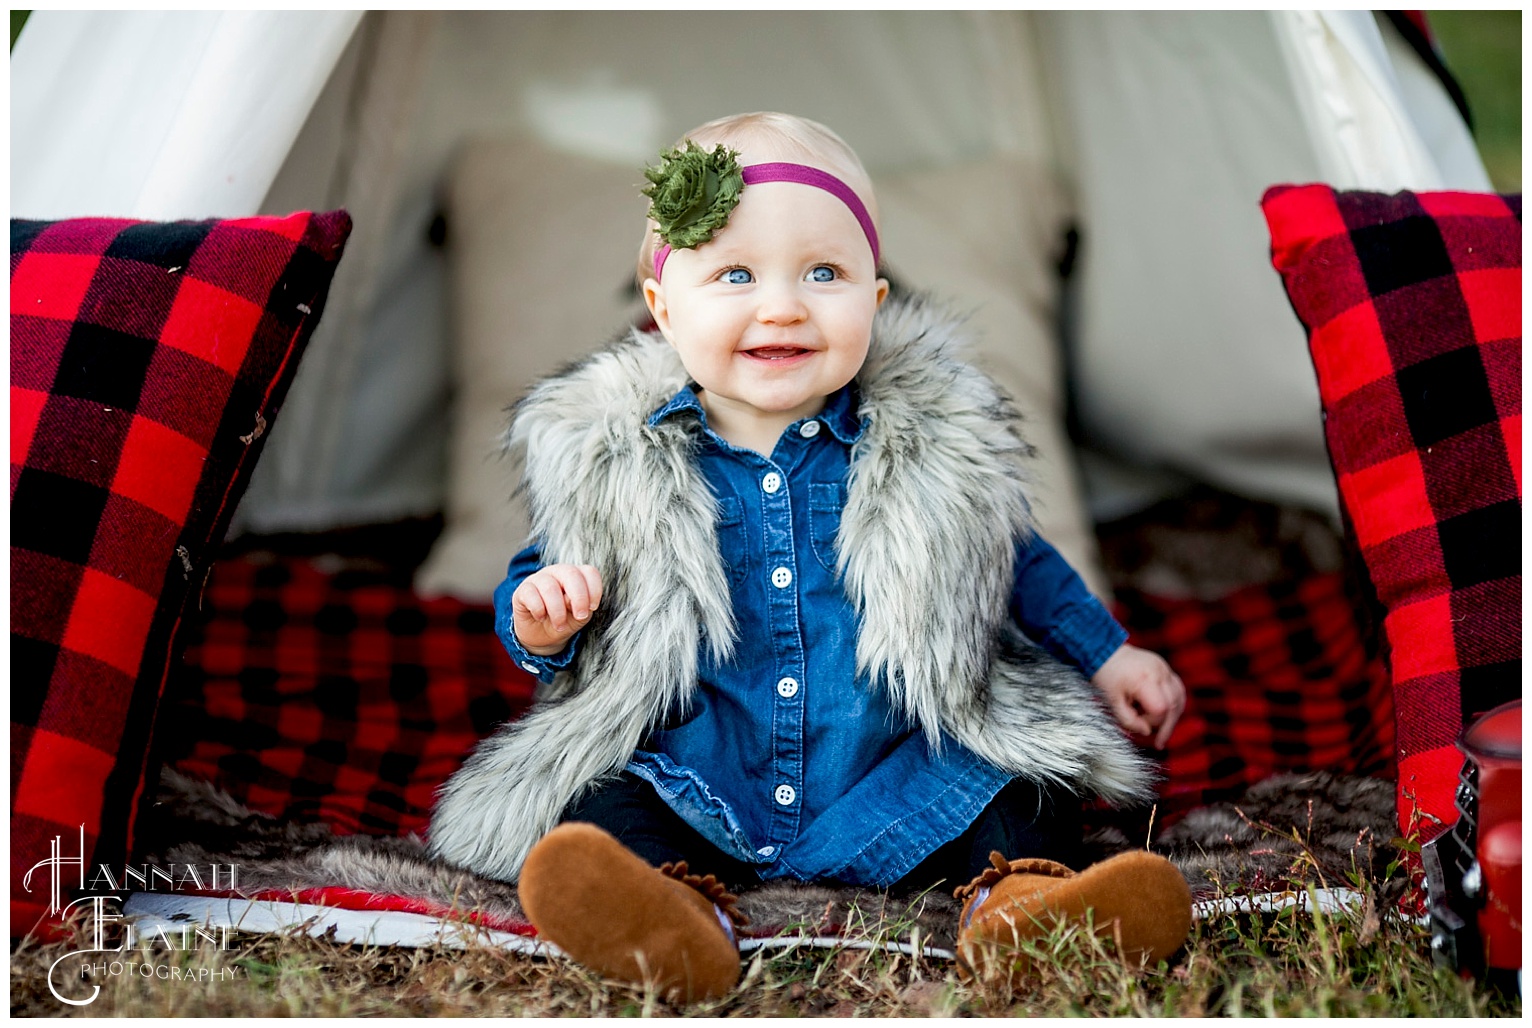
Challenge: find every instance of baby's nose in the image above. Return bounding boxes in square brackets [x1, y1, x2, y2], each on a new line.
[755, 282, 808, 324]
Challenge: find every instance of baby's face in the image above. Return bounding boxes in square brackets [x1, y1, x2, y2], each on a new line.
[644, 180, 888, 427]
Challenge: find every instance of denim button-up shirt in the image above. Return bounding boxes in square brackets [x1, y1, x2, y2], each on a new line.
[494, 384, 1127, 887]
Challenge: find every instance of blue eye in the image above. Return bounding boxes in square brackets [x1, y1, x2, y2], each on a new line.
[808, 266, 836, 283]
[722, 268, 753, 285]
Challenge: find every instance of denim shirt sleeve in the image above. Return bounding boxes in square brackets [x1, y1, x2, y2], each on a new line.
[1009, 532, 1127, 679]
[493, 541, 584, 684]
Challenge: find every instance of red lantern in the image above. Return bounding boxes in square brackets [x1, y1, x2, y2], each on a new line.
[1422, 699, 1521, 986]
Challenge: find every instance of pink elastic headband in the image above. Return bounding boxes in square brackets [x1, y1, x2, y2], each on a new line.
[652, 162, 880, 281]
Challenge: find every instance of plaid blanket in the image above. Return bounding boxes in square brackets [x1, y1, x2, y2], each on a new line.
[156, 536, 1393, 840]
[154, 553, 536, 836]
[1118, 571, 1394, 823]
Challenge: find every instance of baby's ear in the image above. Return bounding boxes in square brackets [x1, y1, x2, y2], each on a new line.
[874, 278, 890, 307]
[642, 278, 675, 343]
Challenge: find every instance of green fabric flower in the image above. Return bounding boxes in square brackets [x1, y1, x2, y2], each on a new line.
[642, 141, 744, 250]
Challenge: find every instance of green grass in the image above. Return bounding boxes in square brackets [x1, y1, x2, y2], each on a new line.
[11, 877, 1519, 1017]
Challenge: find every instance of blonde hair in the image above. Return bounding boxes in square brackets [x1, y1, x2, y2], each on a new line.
[635, 112, 880, 288]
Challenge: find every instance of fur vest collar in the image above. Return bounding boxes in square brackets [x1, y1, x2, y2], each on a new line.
[430, 296, 1153, 882]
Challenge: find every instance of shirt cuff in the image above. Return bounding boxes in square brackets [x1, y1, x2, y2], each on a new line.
[496, 607, 581, 684]
[1038, 601, 1129, 680]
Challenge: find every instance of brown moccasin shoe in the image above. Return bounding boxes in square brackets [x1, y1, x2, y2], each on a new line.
[955, 849, 1192, 984]
[518, 822, 746, 1002]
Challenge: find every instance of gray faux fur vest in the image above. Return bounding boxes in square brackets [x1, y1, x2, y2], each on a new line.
[429, 296, 1155, 883]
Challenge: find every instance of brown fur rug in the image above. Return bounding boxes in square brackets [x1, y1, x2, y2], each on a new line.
[136, 769, 1398, 952]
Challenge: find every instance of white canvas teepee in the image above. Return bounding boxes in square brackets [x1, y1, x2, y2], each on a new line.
[11, 11, 1490, 600]
[12, 12, 363, 221]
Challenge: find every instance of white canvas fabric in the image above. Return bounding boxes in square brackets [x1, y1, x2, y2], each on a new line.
[1037, 11, 1337, 517]
[11, 11, 361, 220]
[243, 11, 1067, 536]
[10, 11, 1491, 542]
[1034, 10, 1489, 520]
[1270, 11, 1490, 193]
[240, 12, 444, 533]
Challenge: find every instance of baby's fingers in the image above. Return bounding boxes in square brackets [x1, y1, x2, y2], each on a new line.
[1152, 675, 1187, 750]
[576, 564, 604, 615]
[1139, 686, 1174, 750]
[512, 577, 549, 622]
[544, 564, 598, 623]
[558, 564, 602, 621]
[1110, 693, 1153, 739]
[530, 574, 578, 634]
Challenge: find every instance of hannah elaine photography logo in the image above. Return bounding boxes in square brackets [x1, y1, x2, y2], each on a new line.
[23, 826, 245, 1007]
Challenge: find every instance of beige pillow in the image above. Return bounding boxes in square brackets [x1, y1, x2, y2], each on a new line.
[417, 141, 1108, 601]
[875, 157, 1107, 598]
[413, 138, 647, 599]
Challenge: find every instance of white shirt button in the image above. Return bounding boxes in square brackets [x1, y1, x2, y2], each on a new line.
[799, 420, 821, 438]
[761, 472, 782, 494]
[774, 784, 796, 806]
[520, 662, 540, 674]
[776, 676, 799, 698]
[771, 566, 792, 588]
[757, 845, 775, 857]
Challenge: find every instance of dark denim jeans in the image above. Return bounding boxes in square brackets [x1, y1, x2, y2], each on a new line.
[560, 770, 1083, 893]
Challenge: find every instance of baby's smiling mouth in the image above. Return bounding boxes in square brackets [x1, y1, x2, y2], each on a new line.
[743, 345, 812, 361]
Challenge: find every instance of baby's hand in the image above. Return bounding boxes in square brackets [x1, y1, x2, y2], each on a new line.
[512, 564, 604, 656]
[1090, 644, 1186, 750]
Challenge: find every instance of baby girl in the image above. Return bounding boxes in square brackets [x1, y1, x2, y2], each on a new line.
[430, 111, 1192, 1000]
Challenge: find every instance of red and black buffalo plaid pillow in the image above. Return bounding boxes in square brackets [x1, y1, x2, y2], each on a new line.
[1262, 185, 1521, 839]
[10, 212, 351, 937]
